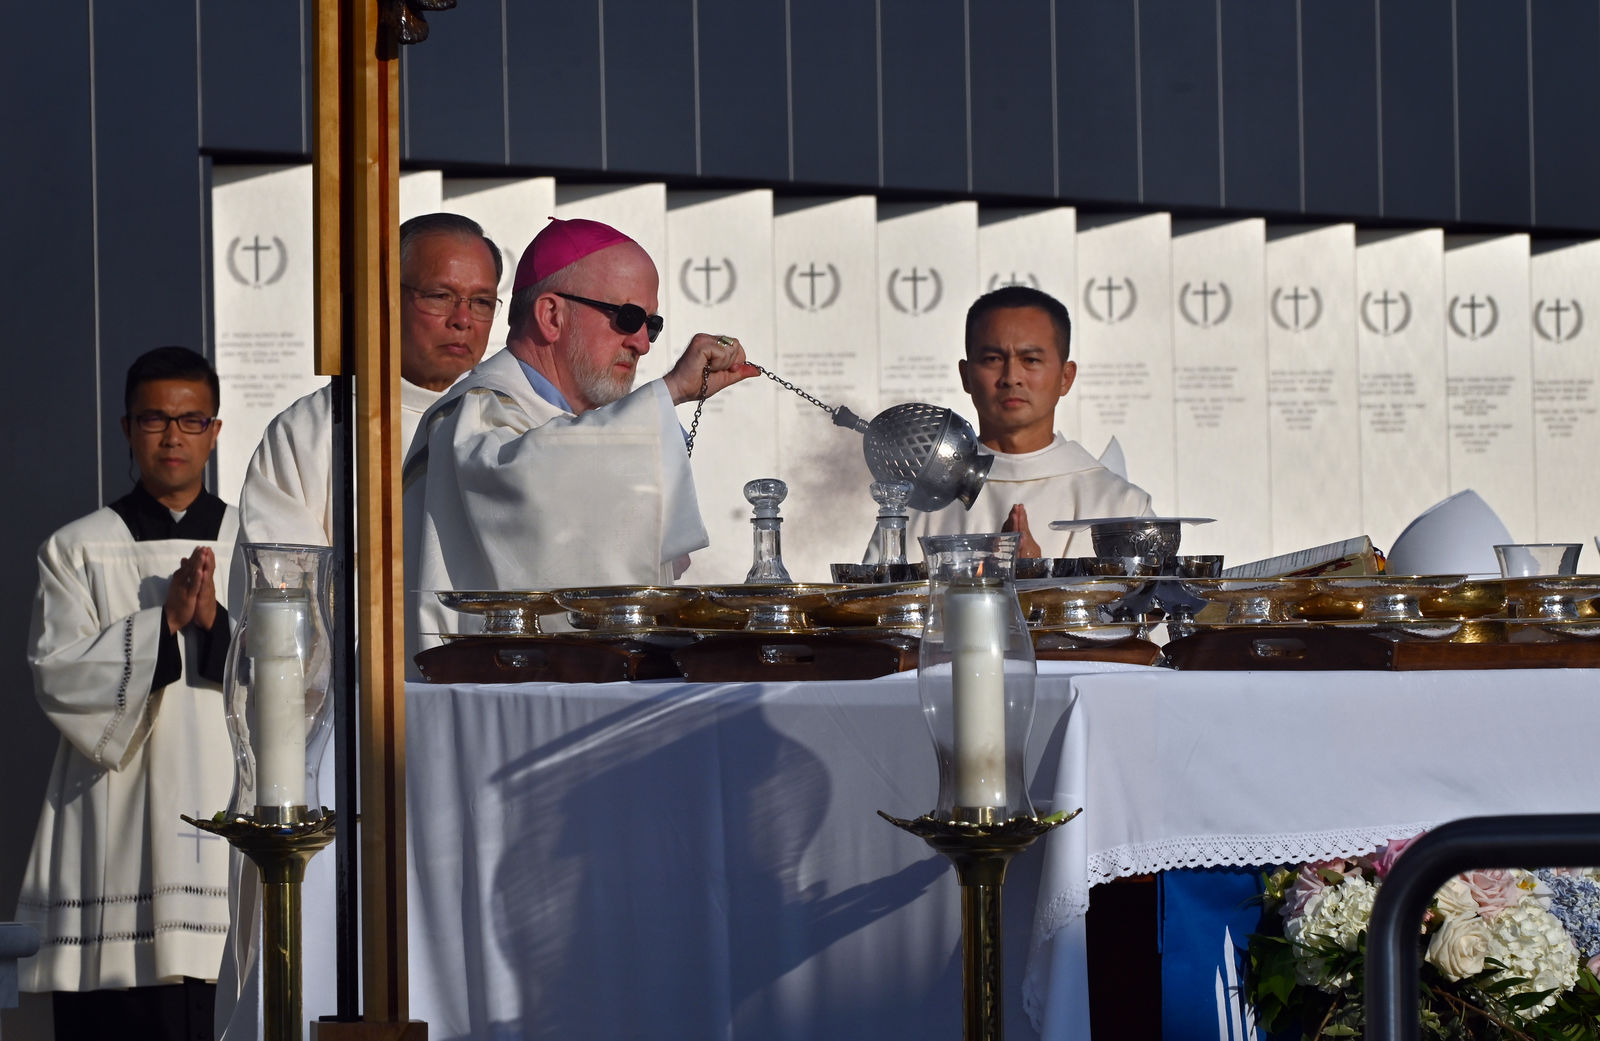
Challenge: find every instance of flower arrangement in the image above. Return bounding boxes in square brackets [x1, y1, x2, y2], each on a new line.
[1246, 832, 1600, 1039]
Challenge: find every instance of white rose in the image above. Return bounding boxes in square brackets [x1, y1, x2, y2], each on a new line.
[1426, 914, 1491, 980]
[1433, 877, 1478, 920]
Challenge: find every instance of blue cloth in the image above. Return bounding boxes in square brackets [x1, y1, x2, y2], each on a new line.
[516, 356, 576, 413]
[1160, 868, 1269, 1041]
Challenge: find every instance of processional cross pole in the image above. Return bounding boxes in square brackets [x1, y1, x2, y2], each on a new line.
[311, 1, 456, 1038]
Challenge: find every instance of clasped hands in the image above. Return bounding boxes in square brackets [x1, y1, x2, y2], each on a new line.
[164, 546, 219, 634]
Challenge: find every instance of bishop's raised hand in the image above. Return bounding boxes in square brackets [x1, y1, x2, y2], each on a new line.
[664, 332, 761, 405]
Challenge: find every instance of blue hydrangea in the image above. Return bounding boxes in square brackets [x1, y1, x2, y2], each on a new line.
[1535, 869, 1600, 961]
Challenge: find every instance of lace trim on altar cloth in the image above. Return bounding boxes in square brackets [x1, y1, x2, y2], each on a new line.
[1021, 820, 1438, 1032]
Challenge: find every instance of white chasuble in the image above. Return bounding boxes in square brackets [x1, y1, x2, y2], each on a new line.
[404, 350, 707, 663]
[882, 435, 1154, 560]
[18, 505, 238, 991]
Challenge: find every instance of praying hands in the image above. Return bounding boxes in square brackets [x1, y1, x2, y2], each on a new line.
[164, 545, 218, 633]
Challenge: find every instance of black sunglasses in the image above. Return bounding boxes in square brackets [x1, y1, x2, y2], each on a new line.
[556, 293, 664, 343]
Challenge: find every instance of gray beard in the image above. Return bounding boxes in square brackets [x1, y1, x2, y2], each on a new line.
[570, 346, 637, 408]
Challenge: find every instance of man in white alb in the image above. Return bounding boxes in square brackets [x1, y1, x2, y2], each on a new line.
[18, 347, 235, 1040]
[218, 214, 501, 1039]
[404, 216, 757, 663]
[235, 211, 502, 545]
[895, 284, 1153, 557]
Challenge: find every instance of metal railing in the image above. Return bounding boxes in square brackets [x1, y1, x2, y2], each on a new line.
[1363, 813, 1600, 1041]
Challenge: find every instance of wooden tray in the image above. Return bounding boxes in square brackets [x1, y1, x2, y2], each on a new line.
[1165, 626, 1600, 670]
[414, 635, 687, 684]
[672, 631, 918, 682]
[1034, 636, 1163, 667]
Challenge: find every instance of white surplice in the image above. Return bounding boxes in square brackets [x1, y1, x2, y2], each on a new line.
[17, 504, 238, 991]
[235, 378, 442, 547]
[404, 349, 706, 663]
[888, 434, 1154, 558]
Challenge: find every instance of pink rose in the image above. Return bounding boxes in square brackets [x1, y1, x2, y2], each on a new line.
[1459, 869, 1524, 919]
[1366, 833, 1424, 879]
[1586, 952, 1600, 977]
[1283, 859, 1354, 919]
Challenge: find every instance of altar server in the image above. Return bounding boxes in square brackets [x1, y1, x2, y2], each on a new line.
[404, 217, 757, 662]
[889, 285, 1153, 557]
[17, 347, 236, 1040]
[235, 212, 502, 546]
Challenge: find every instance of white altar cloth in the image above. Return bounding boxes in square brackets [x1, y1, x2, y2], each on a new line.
[404, 662, 1148, 1041]
[1024, 667, 1600, 1039]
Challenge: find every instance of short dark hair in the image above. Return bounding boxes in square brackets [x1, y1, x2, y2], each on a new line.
[399, 212, 504, 283]
[964, 285, 1073, 362]
[124, 346, 220, 415]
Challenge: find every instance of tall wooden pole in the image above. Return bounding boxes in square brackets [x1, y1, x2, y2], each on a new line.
[311, 1, 424, 1036]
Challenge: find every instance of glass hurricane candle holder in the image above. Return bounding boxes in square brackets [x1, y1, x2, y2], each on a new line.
[917, 532, 1038, 825]
[223, 543, 336, 824]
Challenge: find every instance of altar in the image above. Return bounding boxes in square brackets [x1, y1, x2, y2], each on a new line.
[402, 663, 1136, 1041]
[394, 665, 1600, 1040]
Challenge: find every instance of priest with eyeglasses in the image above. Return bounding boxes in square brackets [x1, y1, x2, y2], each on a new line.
[234, 211, 503, 548]
[404, 216, 757, 668]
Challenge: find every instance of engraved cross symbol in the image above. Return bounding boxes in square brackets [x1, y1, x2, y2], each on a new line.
[242, 236, 274, 285]
[695, 258, 723, 304]
[1285, 286, 1310, 328]
[1098, 278, 1122, 322]
[1191, 281, 1219, 325]
[1548, 299, 1572, 340]
[1374, 291, 1401, 334]
[799, 263, 827, 308]
[1460, 295, 1487, 338]
[901, 268, 928, 312]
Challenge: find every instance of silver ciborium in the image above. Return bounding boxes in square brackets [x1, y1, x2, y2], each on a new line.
[833, 403, 993, 512]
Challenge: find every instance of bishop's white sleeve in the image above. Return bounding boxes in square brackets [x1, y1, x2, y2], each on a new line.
[438, 380, 705, 583]
[236, 398, 334, 550]
[27, 536, 162, 771]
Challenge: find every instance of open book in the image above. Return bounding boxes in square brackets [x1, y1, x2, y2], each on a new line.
[1221, 536, 1381, 579]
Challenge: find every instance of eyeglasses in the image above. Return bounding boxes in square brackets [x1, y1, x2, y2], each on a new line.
[556, 293, 664, 343]
[132, 411, 216, 434]
[403, 284, 500, 322]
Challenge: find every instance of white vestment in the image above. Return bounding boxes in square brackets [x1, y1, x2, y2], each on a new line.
[404, 349, 706, 663]
[17, 503, 238, 991]
[236, 378, 441, 547]
[888, 434, 1154, 558]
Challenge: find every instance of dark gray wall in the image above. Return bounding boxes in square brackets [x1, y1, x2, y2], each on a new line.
[4, 1, 1599, 1035]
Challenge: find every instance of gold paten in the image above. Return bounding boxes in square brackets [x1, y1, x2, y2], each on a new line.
[698, 583, 847, 631]
[1015, 577, 1143, 629]
[433, 589, 565, 635]
[553, 585, 703, 630]
[819, 581, 928, 631]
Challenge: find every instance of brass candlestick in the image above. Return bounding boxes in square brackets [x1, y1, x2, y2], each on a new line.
[879, 810, 1077, 1041]
[185, 809, 336, 1041]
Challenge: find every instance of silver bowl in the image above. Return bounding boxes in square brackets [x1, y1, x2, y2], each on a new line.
[1090, 520, 1183, 569]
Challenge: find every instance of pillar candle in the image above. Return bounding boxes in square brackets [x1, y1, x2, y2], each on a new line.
[249, 593, 308, 808]
[251, 598, 304, 657]
[945, 584, 1008, 810]
[253, 656, 307, 808]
